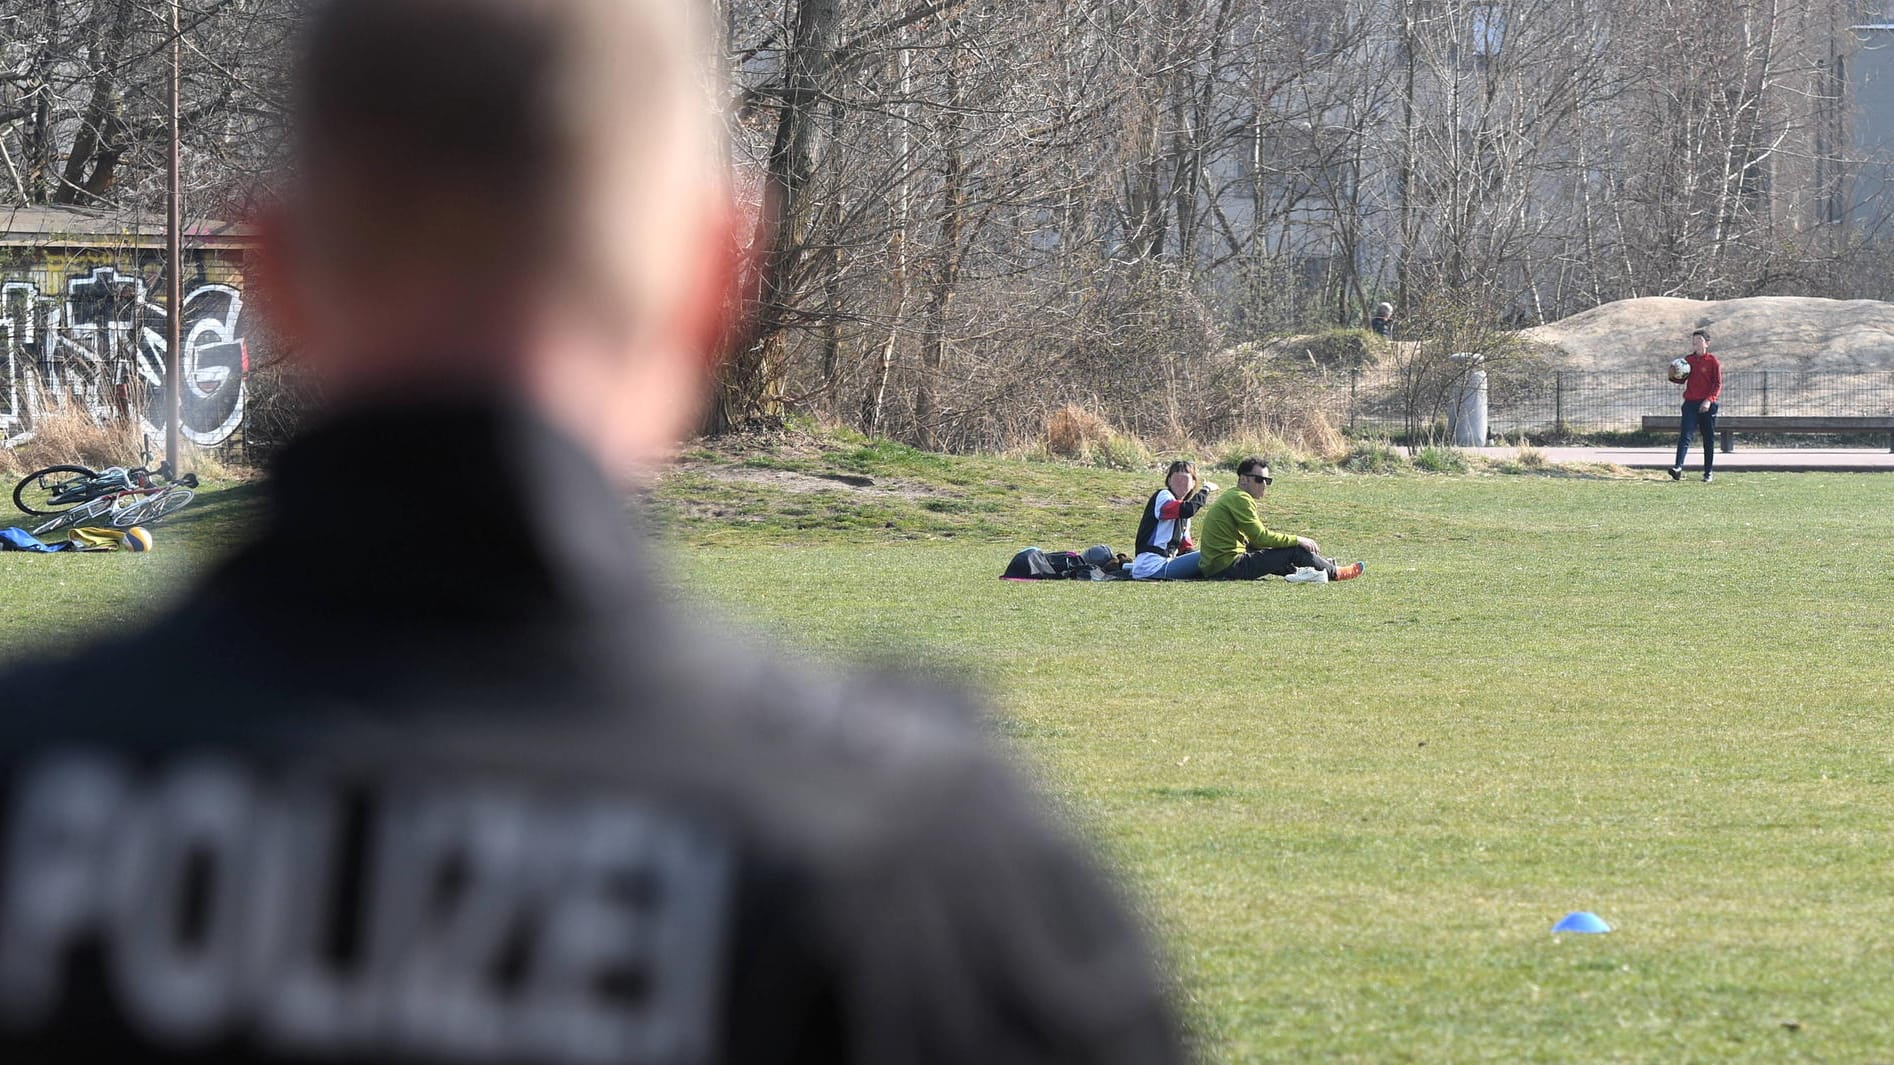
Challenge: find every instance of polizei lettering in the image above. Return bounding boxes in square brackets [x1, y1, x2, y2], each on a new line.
[0, 752, 731, 1065]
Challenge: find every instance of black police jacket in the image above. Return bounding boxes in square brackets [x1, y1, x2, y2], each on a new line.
[0, 401, 1186, 1065]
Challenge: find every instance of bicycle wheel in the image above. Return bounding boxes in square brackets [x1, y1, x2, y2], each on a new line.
[144, 487, 194, 523]
[32, 495, 114, 536]
[107, 493, 155, 528]
[13, 465, 98, 516]
[116, 488, 193, 527]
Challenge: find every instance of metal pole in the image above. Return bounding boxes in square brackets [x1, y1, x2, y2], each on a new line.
[165, 0, 183, 473]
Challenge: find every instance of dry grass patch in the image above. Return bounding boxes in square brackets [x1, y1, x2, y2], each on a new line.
[0, 412, 145, 478]
[0, 412, 251, 481]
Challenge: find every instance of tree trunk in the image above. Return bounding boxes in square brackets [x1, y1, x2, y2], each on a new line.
[54, 0, 135, 206]
[817, 97, 846, 409]
[713, 0, 841, 432]
[862, 35, 911, 439]
[915, 45, 966, 451]
[1396, 0, 1419, 314]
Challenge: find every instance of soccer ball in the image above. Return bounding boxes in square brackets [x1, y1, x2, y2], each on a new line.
[123, 526, 153, 553]
[1667, 357, 1691, 382]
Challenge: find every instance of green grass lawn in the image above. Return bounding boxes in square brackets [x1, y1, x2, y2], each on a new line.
[8, 442, 1894, 1062]
[0, 481, 266, 654]
[657, 443, 1894, 1064]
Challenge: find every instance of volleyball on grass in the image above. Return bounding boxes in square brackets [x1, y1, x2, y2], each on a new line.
[123, 526, 153, 553]
[1667, 357, 1691, 382]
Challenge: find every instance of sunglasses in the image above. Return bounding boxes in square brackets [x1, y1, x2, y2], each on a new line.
[1246, 474, 1273, 485]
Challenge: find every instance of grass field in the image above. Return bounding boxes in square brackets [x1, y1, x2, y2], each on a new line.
[0, 480, 265, 651]
[6, 444, 1893, 1062]
[657, 440, 1894, 1064]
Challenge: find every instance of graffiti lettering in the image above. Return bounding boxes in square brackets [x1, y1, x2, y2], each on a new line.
[0, 265, 248, 446]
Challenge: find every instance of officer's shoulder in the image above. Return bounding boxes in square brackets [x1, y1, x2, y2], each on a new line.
[0, 620, 170, 699]
[648, 620, 999, 785]
[0, 595, 237, 747]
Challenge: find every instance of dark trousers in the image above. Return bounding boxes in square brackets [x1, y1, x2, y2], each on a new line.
[1675, 400, 1718, 470]
[1213, 546, 1333, 581]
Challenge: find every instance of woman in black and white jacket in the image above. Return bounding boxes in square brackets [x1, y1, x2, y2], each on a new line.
[1130, 460, 1214, 579]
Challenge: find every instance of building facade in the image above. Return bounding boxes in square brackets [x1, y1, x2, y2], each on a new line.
[0, 206, 253, 447]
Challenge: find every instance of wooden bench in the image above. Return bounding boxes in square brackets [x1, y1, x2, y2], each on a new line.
[1639, 415, 1894, 453]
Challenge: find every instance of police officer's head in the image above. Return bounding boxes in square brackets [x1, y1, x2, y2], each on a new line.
[262, 0, 738, 469]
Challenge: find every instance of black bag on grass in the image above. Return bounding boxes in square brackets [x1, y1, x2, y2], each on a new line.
[1002, 547, 1121, 581]
[1003, 547, 1060, 578]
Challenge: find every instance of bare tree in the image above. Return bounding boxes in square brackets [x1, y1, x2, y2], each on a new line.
[1, 0, 295, 214]
[17, 0, 1882, 452]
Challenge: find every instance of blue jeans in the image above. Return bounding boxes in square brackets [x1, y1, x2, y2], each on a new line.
[1675, 400, 1719, 470]
[1139, 551, 1201, 579]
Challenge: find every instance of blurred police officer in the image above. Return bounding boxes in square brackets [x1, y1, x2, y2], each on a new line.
[0, 1, 1187, 1062]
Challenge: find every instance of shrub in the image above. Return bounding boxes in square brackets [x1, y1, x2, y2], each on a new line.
[1213, 430, 1311, 474]
[0, 410, 145, 478]
[237, 359, 323, 463]
[1043, 405, 1152, 470]
[1298, 328, 1377, 368]
[1045, 405, 1114, 459]
[1210, 405, 1351, 472]
[1496, 445, 1556, 476]
[1342, 439, 1406, 473]
[1093, 432, 1152, 471]
[1287, 408, 1348, 461]
[1196, 341, 1361, 450]
[1412, 445, 1469, 473]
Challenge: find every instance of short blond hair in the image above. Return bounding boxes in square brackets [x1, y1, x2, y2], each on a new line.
[293, 0, 724, 327]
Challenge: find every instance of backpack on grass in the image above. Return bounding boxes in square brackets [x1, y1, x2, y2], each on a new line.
[1002, 547, 1126, 581]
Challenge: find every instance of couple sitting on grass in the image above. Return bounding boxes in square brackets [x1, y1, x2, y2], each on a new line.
[1132, 457, 1365, 583]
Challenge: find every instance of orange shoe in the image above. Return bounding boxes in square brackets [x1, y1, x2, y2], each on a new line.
[1334, 561, 1365, 581]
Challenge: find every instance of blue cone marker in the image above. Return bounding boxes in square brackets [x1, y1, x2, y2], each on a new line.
[1552, 911, 1612, 934]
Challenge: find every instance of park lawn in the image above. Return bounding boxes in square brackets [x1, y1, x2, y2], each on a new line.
[659, 454, 1894, 1064]
[6, 441, 1893, 1063]
[0, 481, 267, 654]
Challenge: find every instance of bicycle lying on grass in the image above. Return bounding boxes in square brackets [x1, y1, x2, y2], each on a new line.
[12, 455, 199, 536]
[27, 481, 196, 535]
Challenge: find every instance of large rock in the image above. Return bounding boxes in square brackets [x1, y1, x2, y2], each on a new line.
[1519, 296, 1894, 372]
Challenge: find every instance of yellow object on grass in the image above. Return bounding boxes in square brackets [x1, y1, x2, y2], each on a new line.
[68, 526, 154, 552]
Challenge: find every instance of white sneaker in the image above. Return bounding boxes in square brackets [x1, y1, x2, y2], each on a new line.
[1285, 567, 1329, 584]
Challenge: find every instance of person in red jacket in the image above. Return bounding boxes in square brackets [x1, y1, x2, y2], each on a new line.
[1669, 329, 1723, 482]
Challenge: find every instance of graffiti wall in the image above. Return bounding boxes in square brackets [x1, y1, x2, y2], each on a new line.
[0, 247, 249, 446]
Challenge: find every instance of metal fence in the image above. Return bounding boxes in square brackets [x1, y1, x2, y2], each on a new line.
[1330, 368, 1894, 438]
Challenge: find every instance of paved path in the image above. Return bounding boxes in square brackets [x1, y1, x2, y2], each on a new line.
[1460, 446, 1894, 472]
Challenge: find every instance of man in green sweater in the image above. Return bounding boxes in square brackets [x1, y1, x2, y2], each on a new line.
[1199, 457, 1365, 582]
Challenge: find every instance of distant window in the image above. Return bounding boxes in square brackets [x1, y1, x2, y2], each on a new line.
[1471, 4, 1505, 57]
